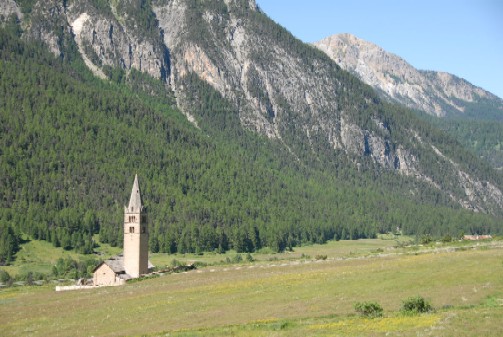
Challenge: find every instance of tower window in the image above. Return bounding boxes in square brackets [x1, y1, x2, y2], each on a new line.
[129, 226, 135, 233]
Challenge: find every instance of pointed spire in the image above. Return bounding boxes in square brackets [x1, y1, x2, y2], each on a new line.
[127, 174, 143, 212]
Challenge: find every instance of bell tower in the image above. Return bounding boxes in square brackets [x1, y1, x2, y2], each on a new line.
[123, 174, 149, 278]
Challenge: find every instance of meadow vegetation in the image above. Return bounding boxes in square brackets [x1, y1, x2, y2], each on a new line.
[1, 239, 502, 336]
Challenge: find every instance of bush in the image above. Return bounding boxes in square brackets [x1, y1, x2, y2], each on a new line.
[354, 301, 384, 318]
[315, 254, 327, 260]
[170, 259, 183, 267]
[0, 269, 11, 284]
[441, 235, 452, 243]
[193, 261, 208, 268]
[420, 235, 433, 245]
[401, 296, 433, 314]
[52, 257, 98, 279]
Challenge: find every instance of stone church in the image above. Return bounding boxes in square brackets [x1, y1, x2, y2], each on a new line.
[93, 175, 153, 286]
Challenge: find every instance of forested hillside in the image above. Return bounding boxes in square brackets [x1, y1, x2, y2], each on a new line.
[427, 116, 503, 171]
[1, 22, 502, 265]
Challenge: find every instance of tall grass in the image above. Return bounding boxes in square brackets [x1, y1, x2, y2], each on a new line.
[0, 241, 502, 336]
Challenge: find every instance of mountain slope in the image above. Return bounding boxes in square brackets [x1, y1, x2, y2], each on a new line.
[155, 0, 503, 214]
[4, 25, 501, 261]
[314, 33, 503, 169]
[314, 33, 503, 119]
[1, 1, 503, 261]
[3, 0, 503, 213]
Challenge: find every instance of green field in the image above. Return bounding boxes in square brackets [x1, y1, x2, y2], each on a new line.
[0, 235, 122, 278]
[1, 240, 502, 336]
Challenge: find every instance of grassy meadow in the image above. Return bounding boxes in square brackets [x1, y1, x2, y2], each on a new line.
[1, 234, 122, 278]
[0, 239, 502, 336]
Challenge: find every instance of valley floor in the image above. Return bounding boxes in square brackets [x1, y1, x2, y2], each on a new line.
[1, 240, 502, 336]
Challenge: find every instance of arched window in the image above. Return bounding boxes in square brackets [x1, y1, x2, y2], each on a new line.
[129, 226, 135, 233]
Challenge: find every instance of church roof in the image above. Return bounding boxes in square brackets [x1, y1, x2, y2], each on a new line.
[93, 255, 125, 274]
[127, 174, 143, 212]
[93, 254, 155, 275]
[105, 256, 126, 273]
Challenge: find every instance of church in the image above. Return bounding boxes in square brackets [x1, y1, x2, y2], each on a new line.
[93, 175, 153, 286]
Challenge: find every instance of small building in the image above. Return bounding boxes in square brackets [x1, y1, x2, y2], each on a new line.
[93, 255, 131, 286]
[93, 175, 153, 286]
[463, 234, 492, 241]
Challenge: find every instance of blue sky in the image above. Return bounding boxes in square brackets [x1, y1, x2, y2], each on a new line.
[256, 0, 503, 99]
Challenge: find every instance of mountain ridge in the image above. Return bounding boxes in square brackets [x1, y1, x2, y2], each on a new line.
[314, 33, 503, 118]
[155, 1, 503, 213]
[313, 33, 503, 169]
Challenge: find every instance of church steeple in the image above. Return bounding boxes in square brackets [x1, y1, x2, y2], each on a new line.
[127, 174, 143, 213]
[123, 174, 148, 278]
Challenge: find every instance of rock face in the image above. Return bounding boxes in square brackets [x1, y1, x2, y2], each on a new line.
[3, 1, 503, 215]
[314, 33, 503, 117]
[23, 0, 169, 81]
[152, 1, 503, 213]
[0, 0, 22, 23]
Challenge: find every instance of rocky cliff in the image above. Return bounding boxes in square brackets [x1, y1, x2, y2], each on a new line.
[3, 0, 503, 215]
[0, 0, 22, 22]
[8, 0, 170, 81]
[314, 33, 503, 118]
[154, 0, 503, 214]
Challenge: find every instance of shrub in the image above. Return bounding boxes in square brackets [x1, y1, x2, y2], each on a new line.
[170, 259, 183, 267]
[193, 261, 208, 268]
[441, 235, 452, 243]
[401, 296, 433, 314]
[0, 269, 13, 286]
[256, 247, 274, 254]
[245, 253, 254, 262]
[354, 301, 384, 318]
[52, 257, 98, 279]
[0, 269, 11, 283]
[232, 254, 243, 263]
[315, 254, 327, 260]
[420, 235, 433, 245]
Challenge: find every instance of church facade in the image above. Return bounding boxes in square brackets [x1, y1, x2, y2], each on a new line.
[93, 175, 152, 286]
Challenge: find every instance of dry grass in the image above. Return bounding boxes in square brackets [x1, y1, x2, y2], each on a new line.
[0, 241, 502, 336]
[149, 237, 411, 267]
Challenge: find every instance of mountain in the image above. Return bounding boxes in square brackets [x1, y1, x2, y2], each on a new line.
[1, 0, 503, 261]
[314, 33, 503, 169]
[314, 33, 503, 119]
